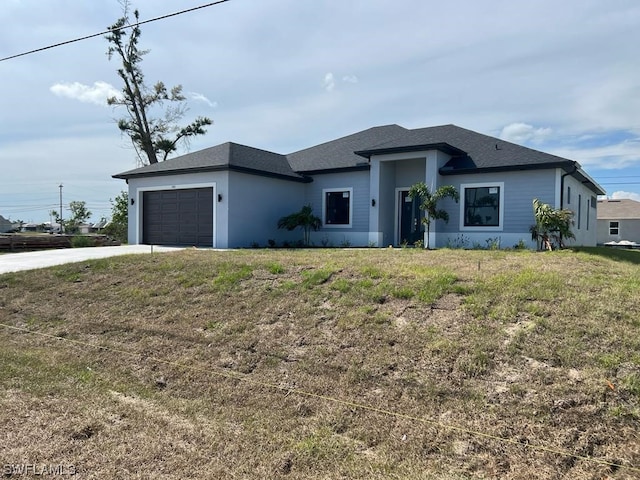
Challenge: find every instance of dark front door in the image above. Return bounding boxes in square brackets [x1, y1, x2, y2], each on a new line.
[399, 190, 423, 245]
[143, 188, 214, 247]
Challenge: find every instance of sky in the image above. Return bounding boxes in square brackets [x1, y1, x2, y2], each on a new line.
[1, 0, 640, 224]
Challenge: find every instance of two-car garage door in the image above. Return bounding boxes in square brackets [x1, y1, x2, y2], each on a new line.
[142, 188, 214, 247]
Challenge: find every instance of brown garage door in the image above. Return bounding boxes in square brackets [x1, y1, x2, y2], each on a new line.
[142, 188, 214, 247]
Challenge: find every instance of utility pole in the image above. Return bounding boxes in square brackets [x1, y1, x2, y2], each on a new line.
[59, 184, 64, 234]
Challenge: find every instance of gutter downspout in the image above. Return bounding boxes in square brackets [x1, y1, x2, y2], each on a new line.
[560, 163, 578, 209]
[559, 163, 578, 247]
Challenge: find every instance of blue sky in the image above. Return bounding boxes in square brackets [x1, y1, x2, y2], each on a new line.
[1, 0, 640, 224]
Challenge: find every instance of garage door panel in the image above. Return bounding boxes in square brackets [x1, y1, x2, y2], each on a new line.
[143, 187, 214, 247]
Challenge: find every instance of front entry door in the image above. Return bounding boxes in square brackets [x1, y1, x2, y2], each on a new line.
[399, 190, 423, 245]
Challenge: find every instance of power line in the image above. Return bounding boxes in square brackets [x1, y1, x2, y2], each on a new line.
[0, 0, 232, 62]
[596, 175, 640, 179]
[598, 182, 640, 186]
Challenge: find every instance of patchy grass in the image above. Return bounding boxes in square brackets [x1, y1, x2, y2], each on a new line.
[1, 248, 639, 479]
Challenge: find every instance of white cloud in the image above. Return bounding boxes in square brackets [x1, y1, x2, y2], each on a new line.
[6, 0, 640, 221]
[549, 138, 640, 170]
[323, 73, 335, 92]
[190, 92, 217, 108]
[499, 123, 552, 144]
[610, 191, 640, 202]
[50, 81, 120, 106]
[322, 73, 358, 92]
[571, 78, 640, 132]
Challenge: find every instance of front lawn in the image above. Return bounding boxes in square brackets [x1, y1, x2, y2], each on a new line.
[0, 248, 639, 479]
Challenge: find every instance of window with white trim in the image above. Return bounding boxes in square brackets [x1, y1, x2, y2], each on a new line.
[461, 183, 503, 229]
[609, 221, 619, 235]
[323, 188, 353, 227]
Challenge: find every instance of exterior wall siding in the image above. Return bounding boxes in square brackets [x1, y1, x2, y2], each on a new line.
[434, 169, 557, 248]
[304, 170, 371, 246]
[121, 158, 602, 250]
[393, 158, 426, 187]
[562, 174, 598, 247]
[127, 171, 228, 247]
[227, 172, 306, 248]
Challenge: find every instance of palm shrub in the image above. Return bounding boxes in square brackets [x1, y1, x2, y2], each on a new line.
[277, 204, 322, 246]
[530, 198, 575, 250]
[408, 182, 459, 249]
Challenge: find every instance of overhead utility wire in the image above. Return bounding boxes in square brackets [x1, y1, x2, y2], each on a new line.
[599, 182, 640, 186]
[0, 0, 231, 62]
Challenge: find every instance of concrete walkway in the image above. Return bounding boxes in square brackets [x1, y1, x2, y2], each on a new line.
[0, 245, 185, 274]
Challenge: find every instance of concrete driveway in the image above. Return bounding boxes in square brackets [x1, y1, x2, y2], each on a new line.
[0, 245, 185, 275]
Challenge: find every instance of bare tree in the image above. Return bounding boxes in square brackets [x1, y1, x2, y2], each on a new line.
[105, 1, 212, 164]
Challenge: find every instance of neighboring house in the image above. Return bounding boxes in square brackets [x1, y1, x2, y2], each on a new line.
[76, 223, 93, 235]
[22, 222, 46, 233]
[0, 215, 13, 233]
[597, 199, 640, 245]
[90, 219, 110, 233]
[113, 124, 605, 249]
[42, 221, 61, 233]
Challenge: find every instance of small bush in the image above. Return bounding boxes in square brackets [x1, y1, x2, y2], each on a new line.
[514, 238, 528, 250]
[71, 236, 94, 248]
[103, 222, 127, 244]
[485, 237, 501, 250]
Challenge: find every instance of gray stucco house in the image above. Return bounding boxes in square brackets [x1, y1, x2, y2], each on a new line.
[0, 215, 14, 233]
[113, 124, 605, 249]
[597, 199, 640, 245]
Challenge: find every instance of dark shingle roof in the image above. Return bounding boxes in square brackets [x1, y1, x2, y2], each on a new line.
[355, 124, 575, 172]
[113, 124, 604, 195]
[356, 124, 604, 194]
[286, 124, 408, 172]
[113, 142, 307, 182]
[597, 199, 640, 219]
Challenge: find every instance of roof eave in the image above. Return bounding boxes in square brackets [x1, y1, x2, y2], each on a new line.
[112, 164, 311, 183]
[295, 164, 370, 175]
[439, 161, 574, 176]
[575, 167, 606, 196]
[227, 165, 311, 183]
[112, 165, 229, 180]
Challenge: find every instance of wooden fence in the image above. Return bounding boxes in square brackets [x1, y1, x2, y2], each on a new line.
[0, 235, 120, 251]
